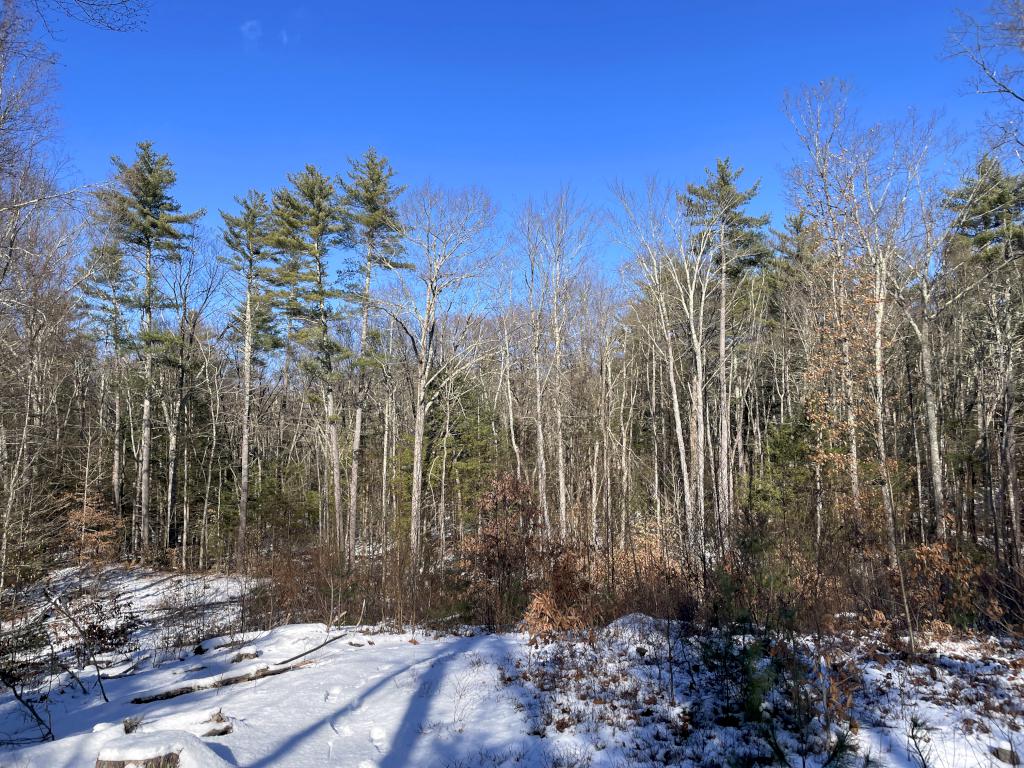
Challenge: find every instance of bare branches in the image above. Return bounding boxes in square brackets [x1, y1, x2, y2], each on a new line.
[949, 1, 1024, 146]
[29, 0, 147, 33]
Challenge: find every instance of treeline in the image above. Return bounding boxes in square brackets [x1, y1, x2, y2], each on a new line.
[1, 1, 1022, 631]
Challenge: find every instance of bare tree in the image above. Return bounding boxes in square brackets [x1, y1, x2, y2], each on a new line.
[385, 183, 496, 562]
[950, 0, 1024, 147]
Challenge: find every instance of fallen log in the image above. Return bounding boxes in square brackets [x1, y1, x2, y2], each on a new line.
[130, 661, 310, 704]
[129, 627, 350, 705]
[96, 754, 179, 768]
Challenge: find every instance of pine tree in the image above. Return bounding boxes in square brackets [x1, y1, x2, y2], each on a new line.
[82, 238, 131, 355]
[947, 156, 1024, 265]
[682, 158, 770, 276]
[682, 159, 769, 553]
[269, 165, 353, 551]
[221, 190, 275, 560]
[94, 141, 203, 553]
[339, 148, 405, 563]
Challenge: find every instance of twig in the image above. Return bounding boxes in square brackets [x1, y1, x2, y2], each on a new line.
[99, 653, 147, 679]
[43, 589, 108, 702]
[0, 669, 53, 742]
[274, 629, 350, 667]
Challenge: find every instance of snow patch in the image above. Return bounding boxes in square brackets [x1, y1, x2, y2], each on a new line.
[96, 730, 232, 768]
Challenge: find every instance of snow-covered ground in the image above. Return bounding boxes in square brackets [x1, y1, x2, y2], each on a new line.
[3, 622, 530, 767]
[0, 570, 1021, 767]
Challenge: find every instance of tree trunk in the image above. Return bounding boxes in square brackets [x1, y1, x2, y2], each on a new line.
[552, 269, 568, 540]
[346, 263, 373, 564]
[410, 376, 428, 561]
[238, 282, 253, 560]
[533, 321, 550, 535]
[662, 312, 695, 566]
[919, 305, 946, 541]
[873, 259, 899, 562]
[111, 366, 122, 524]
[139, 330, 153, 550]
[326, 389, 343, 550]
[717, 242, 731, 554]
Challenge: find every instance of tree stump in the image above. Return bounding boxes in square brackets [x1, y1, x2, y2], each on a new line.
[96, 755, 179, 768]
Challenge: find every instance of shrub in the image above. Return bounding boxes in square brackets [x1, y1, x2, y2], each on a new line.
[460, 474, 545, 629]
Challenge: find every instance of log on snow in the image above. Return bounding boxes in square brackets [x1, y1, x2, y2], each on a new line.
[130, 661, 309, 704]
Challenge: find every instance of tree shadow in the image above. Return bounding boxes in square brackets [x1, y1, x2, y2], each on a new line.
[377, 635, 485, 768]
[205, 739, 239, 765]
[248, 632, 549, 768]
[245, 638, 464, 768]
[378, 633, 553, 768]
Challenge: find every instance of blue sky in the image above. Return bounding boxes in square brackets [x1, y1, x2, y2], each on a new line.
[52, 1, 989, 246]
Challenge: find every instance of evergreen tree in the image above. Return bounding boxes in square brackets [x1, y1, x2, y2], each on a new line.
[766, 212, 821, 324]
[81, 233, 132, 524]
[681, 159, 769, 552]
[270, 165, 352, 370]
[269, 165, 353, 551]
[947, 155, 1024, 265]
[339, 148, 405, 562]
[82, 237, 131, 354]
[682, 158, 770, 276]
[775, 211, 821, 270]
[221, 190, 275, 559]
[341, 148, 406, 275]
[94, 141, 203, 552]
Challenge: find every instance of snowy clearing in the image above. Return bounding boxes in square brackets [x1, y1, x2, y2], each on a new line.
[0, 571, 1021, 767]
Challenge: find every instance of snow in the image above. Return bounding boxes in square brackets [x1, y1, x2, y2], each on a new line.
[97, 730, 233, 768]
[0, 620, 533, 767]
[1, 569, 1021, 767]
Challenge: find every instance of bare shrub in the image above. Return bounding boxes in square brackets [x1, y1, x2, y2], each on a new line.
[246, 546, 351, 629]
[460, 474, 545, 630]
[901, 543, 1008, 630]
[522, 590, 584, 639]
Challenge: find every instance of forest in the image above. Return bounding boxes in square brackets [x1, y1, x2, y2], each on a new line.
[1, 0, 1023, 635]
[2, 1, 1024, 765]
[2, 2, 1024, 764]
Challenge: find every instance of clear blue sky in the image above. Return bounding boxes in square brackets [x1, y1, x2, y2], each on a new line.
[52, 0, 989, 244]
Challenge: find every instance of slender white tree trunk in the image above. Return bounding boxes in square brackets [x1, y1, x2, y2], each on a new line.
[410, 375, 428, 560]
[139, 249, 154, 552]
[533, 319, 550, 534]
[553, 305, 568, 539]
[717, 240, 731, 553]
[873, 258, 898, 561]
[238, 282, 253, 559]
[347, 263, 373, 563]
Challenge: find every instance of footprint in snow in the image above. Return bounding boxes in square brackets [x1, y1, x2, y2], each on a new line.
[328, 719, 354, 739]
[324, 686, 343, 703]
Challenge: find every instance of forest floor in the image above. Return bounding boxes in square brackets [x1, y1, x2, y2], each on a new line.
[0, 569, 1022, 767]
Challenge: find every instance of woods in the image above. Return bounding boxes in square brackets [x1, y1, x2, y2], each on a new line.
[1, 0, 1023, 639]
